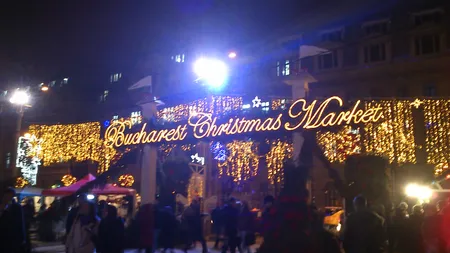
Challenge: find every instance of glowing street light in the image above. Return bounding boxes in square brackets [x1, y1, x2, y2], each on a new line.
[405, 183, 433, 201]
[41, 86, 49, 92]
[228, 51, 237, 59]
[9, 90, 30, 105]
[193, 58, 228, 89]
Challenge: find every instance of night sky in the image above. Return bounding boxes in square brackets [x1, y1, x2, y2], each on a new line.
[0, 1, 313, 87]
[0, 0, 394, 90]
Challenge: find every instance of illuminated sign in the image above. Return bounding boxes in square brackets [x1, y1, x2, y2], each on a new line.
[105, 96, 383, 148]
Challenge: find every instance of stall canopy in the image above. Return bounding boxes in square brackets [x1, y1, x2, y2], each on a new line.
[42, 174, 135, 196]
[42, 174, 96, 196]
[92, 184, 136, 195]
[14, 186, 43, 197]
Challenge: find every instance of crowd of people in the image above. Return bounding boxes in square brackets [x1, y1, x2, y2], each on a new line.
[1, 186, 450, 253]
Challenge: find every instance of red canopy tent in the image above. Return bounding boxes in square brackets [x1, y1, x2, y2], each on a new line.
[92, 184, 136, 195]
[42, 174, 96, 197]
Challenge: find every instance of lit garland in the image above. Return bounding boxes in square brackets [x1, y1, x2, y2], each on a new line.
[157, 96, 243, 122]
[218, 140, 259, 182]
[160, 144, 177, 157]
[317, 126, 361, 163]
[28, 122, 101, 166]
[434, 163, 449, 176]
[363, 100, 416, 164]
[118, 174, 135, 187]
[423, 99, 450, 166]
[61, 174, 77, 186]
[28, 122, 116, 173]
[266, 140, 293, 184]
[15, 177, 30, 188]
[187, 172, 204, 204]
[271, 98, 290, 111]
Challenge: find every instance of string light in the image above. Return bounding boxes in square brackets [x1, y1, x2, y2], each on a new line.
[363, 100, 416, 164]
[28, 122, 116, 174]
[271, 98, 290, 111]
[218, 140, 259, 182]
[118, 174, 135, 187]
[61, 174, 77, 186]
[28, 122, 101, 166]
[266, 140, 293, 184]
[316, 126, 361, 163]
[15, 177, 29, 188]
[423, 99, 450, 170]
[187, 172, 204, 204]
[157, 96, 243, 122]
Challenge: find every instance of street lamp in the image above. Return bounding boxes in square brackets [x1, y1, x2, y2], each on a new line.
[10, 90, 30, 105]
[9, 89, 31, 177]
[193, 58, 228, 89]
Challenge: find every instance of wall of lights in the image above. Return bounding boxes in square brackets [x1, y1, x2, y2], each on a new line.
[28, 122, 116, 174]
[266, 140, 293, 184]
[423, 99, 450, 166]
[218, 140, 259, 182]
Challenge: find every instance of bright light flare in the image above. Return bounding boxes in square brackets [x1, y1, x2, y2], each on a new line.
[41, 86, 49, 91]
[228, 52, 237, 59]
[193, 58, 228, 88]
[87, 194, 95, 200]
[9, 90, 30, 105]
[405, 183, 433, 200]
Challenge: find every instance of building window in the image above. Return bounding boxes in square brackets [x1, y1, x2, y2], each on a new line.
[276, 60, 290, 76]
[318, 51, 338, 69]
[363, 21, 389, 36]
[173, 54, 185, 63]
[364, 43, 386, 63]
[321, 30, 343, 42]
[414, 10, 442, 27]
[110, 73, 122, 83]
[415, 35, 440, 56]
[423, 84, 436, 97]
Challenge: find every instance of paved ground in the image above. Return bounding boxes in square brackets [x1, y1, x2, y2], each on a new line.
[32, 241, 260, 253]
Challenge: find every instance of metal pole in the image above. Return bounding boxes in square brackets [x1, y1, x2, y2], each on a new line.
[11, 105, 24, 178]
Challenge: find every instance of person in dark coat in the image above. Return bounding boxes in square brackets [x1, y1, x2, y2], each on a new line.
[238, 201, 255, 253]
[182, 200, 207, 253]
[23, 198, 35, 253]
[261, 195, 275, 239]
[97, 205, 125, 253]
[66, 194, 88, 235]
[0, 188, 26, 253]
[343, 195, 385, 253]
[211, 204, 223, 249]
[136, 204, 154, 253]
[159, 206, 177, 253]
[221, 198, 240, 253]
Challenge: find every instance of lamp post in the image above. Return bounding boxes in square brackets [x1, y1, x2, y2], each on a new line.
[193, 58, 229, 90]
[9, 90, 30, 178]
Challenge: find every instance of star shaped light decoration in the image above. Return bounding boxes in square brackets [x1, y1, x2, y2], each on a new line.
[252, 96, 262, 108]
[411, 98, 424, 109]
[191, 153, 205, 165]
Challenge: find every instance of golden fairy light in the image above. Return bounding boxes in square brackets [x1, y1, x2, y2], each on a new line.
[423, 99, 450, 166]
[28, 122, 116, 174]
[218, 140, 259, 182]
[61, 174, 77, 186]
[317, 126, 361, 163]
[187, 173, 204, 204]
[118, 174, 135, 187]
[266, 140, 293, 184]
[363, 100, 416, 164]
[15, 177, 29, 188]
[157, 96, 243, 122]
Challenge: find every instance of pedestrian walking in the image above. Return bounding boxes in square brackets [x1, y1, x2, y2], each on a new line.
[221, 198, 239, 253]
[342, 195, 385, 253]
[97, 205, 125, 253]
[0, 188, 26, 253]
[211, 204, 223, 249]
[182, 200, 208, 253]
[65, 200, 99, 253]
[238, 201, 255, 253]
[136, 204, 155, 253]
[160, 206, 177, 253]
